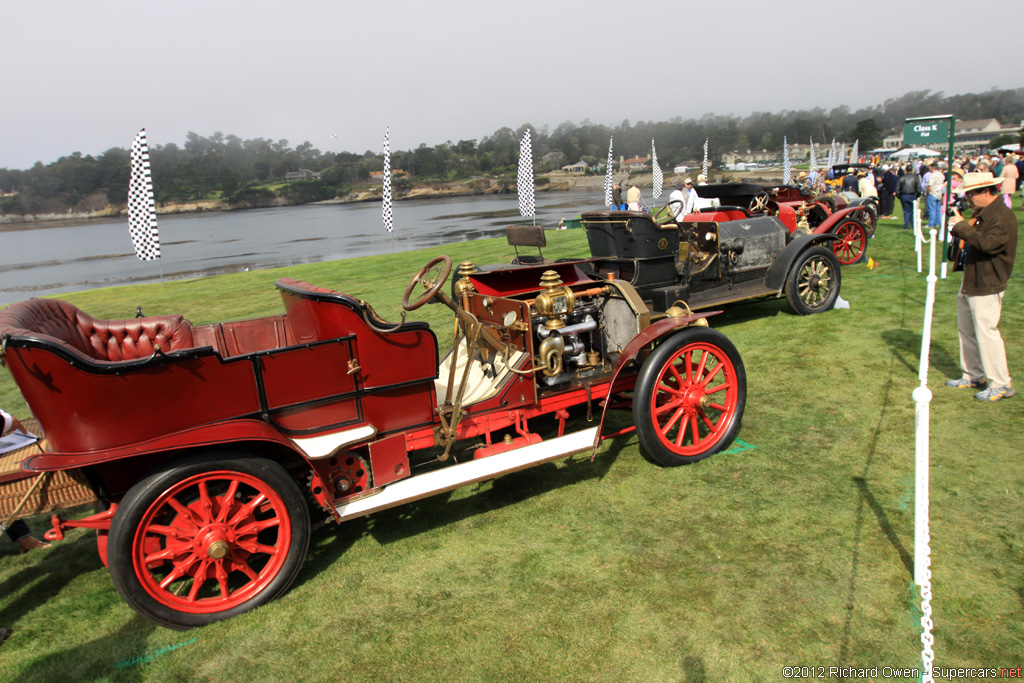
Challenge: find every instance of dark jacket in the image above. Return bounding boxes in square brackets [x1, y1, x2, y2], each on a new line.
[895, 173, 921, 196]
[951, 198, 1018, 296]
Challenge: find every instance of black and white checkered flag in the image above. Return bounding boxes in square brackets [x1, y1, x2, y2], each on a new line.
[382, 126, 393, 233]
[829, 139, 837, 169]
[837, 142, 847, 165]
[128, 129, 160, 261]
[851, 140, 859, 163]
[782, 136, 791, 185]
[517, 128, 535, 218]
[651, 139, 662, 199]
[702, 138, 709, 180]
[604, 136, 614, 206]
[809, 137, 817, 172]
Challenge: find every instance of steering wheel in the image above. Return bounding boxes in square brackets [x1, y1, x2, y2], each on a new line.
[748, 191, 770, 214]
[663, 200, 688, 224]
[402, 255, 452, 311]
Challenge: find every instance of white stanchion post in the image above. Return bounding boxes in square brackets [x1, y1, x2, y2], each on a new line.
[915, 199, 923, 273]
[913, 227, 938, 682]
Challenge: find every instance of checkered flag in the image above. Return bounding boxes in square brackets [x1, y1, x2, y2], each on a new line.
[851, 140, 859, 163]
[782, 136, 791, 184]
[651, 139, 663, 199]
[128, 129, 160, 261]
[382, 126, 393, 233]
[604, 136, 614, 206]
[809, 137, 817, 172]
[837, 142, 847, 165]
[829, 139, 837, 169]
[517, 128, 535, 218]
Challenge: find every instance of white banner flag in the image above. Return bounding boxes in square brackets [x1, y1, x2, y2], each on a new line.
[128, 128, 160, 261]
[651, 139, 663, 200]
[382, 126, 393, 233]
[604, 136, 614, 206]
[517, 128, 535, 218]
[782, 136, 791, 185]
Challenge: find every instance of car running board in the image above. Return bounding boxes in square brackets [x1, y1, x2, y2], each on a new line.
[333, 426, 600, 522]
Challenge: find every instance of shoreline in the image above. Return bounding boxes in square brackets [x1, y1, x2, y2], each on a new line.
[0, 170, 785, 227]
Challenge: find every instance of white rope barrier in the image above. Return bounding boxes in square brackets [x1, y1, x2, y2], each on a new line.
[913, 227, 938, 683]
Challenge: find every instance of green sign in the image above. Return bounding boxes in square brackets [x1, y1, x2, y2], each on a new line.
[903, 119, 950, 145]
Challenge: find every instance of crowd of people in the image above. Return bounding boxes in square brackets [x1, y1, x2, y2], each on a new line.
[802, 149, 1023, 229]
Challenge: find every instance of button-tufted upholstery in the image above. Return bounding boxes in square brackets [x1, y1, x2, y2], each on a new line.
[0, 298, 195, 362]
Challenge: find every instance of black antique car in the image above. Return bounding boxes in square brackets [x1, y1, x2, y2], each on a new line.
[577, 184, 843, 316]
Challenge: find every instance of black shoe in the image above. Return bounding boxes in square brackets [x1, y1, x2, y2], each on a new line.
[0, 628, 11, 646]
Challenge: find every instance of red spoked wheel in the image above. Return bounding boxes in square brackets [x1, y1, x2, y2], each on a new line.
[633, 328, 746, 466]
[830, 219, 868, 265]
[108, 455, 309, 630]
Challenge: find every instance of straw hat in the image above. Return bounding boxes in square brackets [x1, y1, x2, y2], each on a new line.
[958, 172, 1001, 193]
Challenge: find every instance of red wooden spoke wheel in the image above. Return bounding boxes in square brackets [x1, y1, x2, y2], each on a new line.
[633, 328, 746, 466]
[108, 455, 309, 629]
[830, 219, 867, 265]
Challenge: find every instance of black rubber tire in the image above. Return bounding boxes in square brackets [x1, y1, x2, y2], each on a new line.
[785, 246, 842, 315]
[813, 195, 837, 212]
[633, 328, 746, 466]
[107, 453, 310, 630]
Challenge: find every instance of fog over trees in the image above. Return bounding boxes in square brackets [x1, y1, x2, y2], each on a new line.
[2, 88, 1022, 215]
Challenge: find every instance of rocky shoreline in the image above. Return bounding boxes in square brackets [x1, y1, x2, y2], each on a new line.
[0, 170, 783, 227]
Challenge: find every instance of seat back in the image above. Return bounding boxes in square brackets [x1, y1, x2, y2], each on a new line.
[0, 298, 195, 362]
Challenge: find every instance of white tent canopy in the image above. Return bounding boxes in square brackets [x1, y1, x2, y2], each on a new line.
[891, 147, 943, 158]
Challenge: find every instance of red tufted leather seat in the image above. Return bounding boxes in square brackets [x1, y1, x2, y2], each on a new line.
[0, 298, 195, 362]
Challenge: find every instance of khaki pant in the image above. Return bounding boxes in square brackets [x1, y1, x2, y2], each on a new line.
[957, 290, 1011, 388]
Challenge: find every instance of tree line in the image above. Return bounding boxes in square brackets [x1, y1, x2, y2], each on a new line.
[1, 87, 1022, 215]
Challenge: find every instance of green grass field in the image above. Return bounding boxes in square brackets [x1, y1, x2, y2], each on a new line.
[1, 204, 1022, 682]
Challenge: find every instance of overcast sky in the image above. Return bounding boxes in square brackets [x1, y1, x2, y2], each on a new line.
[2, 0, 1021, 170]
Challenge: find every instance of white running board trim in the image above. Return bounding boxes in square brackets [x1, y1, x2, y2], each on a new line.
[334, 426, 599, 522]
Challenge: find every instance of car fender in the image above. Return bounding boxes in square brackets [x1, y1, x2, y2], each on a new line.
[589, 312, 722, 457]
[814, 206, 864, 233]
[22, 418, 311, 473]
[765, 233, 836, 291]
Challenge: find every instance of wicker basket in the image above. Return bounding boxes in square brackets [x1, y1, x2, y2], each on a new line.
[0, 419, 98, 519]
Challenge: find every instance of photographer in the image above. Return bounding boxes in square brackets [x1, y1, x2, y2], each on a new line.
[945, 172, 1019, 402]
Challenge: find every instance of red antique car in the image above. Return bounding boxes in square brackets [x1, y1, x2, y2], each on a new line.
[0, 256, 746, 629]
[679, 183, 871, 265]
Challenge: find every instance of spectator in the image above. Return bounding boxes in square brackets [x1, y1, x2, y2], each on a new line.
[945, 172, 1018, 401]
[880, 164, 898, 218]
[0, 408, 51, 553]
[626, 183, 642, 211]
[999, 154, 1018, 208]
[895, 164, 922, 229]
[858, 172, 877, 199]
[925, 163, 946, 228]
[841, 170, 860, 195]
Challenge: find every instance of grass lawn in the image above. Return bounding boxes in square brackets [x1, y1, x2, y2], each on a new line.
[1, 202, 1022, 682]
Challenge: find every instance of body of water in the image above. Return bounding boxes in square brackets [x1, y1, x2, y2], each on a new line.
[0, 189, 602, 305]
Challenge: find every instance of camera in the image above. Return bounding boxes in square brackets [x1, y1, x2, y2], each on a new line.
[947, 195, 969, 218]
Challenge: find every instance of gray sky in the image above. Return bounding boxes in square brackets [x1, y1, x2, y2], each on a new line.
[3, 0, 1021, 170]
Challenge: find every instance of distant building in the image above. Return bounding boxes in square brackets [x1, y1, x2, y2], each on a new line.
[284, 168, 321, 181]
[620, 155, 650, 171]
[883, 118, 1023, 152]
[560, 161, 588, 174]
[369, 169, 408, 179]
